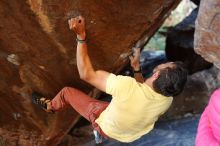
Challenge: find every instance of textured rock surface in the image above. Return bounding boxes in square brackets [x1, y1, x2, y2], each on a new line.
[0, 0, 181, 145]
[194, 0, 220, 69]
[165, 8, 212, 74]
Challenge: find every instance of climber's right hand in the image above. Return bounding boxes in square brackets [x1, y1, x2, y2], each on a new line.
[68, 16, 86, 40]
[129, 48, 141, 71]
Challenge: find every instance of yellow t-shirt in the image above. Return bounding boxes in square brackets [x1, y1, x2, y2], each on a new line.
[95, 73, 173, 142]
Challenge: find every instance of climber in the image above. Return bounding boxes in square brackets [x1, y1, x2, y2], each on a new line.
[195, 88, 220, 146]
[32, 16, 188, 143]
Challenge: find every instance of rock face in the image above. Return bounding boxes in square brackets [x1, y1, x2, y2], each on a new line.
[0, 0, 181, 145]
[194, 0, 220, 69]
[165, 8, 212, 74]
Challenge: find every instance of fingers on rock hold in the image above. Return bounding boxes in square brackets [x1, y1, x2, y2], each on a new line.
[129, 55, 134, 61]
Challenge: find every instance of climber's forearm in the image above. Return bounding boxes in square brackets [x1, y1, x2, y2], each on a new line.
[70, 16, 110, 92]
[76, 34, 95, 80]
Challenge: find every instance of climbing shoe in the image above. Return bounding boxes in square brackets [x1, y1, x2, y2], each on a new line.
[32, 92, 52, 112]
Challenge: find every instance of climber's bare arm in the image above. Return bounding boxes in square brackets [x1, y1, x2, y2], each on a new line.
[129, 48, 145, 83]
[68, 16, 110, 92]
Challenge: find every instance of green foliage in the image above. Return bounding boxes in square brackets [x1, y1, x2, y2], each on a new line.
[143, 0, 196, 51]
[144, 27, 167, 51]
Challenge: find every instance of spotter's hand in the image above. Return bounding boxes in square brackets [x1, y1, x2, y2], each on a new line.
[68, 16, 86, 40]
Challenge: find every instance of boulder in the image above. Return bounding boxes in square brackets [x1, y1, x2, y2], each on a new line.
[165, 8, 212, 74]
[194, 0, 220, 69]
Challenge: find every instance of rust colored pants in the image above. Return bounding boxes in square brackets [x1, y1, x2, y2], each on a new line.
[50, 87, 109, 137]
